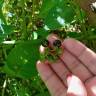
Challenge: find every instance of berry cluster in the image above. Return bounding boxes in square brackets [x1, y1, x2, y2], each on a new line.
[40, 39, 63, 63]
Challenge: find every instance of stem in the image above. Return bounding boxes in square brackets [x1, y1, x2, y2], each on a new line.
[2, 48, 7, 60]
[32, 0, 36, 27]
[21, 0, 27, 40]
[2, 77, 7, 96]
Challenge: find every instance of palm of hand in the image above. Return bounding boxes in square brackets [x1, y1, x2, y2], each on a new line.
[37, 34, 96, 96]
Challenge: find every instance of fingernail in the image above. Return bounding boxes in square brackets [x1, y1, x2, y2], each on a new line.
[67, 73, 72, 78]
[37, 60, 41, 65]
[39, 45, 45, 53]
[67, 73, 72, 86]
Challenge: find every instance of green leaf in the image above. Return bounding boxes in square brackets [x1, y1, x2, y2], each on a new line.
[40, 0, 57, 17]
[0, 9, 7, 24]
[0, 24, 14, 43]
[0, 0, 4, 8]
[39, 0, 75, 29]
[67, 32, 82, 38]
[6, 40, 40, 79]
[3, 64, 16, 77]
[0, 0, 6, 24]
[1, 24, 14, 34]
[37, 28, 49, 38]
[0, 29, 5, 43]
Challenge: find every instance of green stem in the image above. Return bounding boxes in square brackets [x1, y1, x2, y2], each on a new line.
[2, 48, 7, 60]
[21, 0, 27, 40]
[32, 0, 36, 26]
[2, 77, 7, 96]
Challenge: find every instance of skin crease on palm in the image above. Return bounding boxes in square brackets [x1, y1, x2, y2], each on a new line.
[36, 34, 96, 96]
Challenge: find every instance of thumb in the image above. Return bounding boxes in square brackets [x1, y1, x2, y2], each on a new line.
[67, 74, 87, 96]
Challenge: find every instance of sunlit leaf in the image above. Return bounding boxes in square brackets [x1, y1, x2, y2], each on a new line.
[0, 0, 4, 8]
[39, 0, 75, 29]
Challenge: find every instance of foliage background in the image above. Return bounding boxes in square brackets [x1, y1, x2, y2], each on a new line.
[0, 0, 96, 96]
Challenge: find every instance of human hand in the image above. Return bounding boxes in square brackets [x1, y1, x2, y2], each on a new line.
[36, 34, 96, 96]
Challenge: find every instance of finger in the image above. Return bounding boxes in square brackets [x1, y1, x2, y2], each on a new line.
[67, 75, 87, 96]
[47, 34, 71, 86]
[63, 38, 96, 75]
[85, 76, 96, 96]
[36, 61, 67, 96]
[47, 34, 92, 82]
[47, 34, 62, 47]
[50, 60, 71, 87]
[60, 49, 92, 82]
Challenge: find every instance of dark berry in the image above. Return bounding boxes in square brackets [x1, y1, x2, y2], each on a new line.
[26, 1, 33, 7]
[53, 40, 61, 47]
[41, 39, 49, 47]
[35, 18, 44, 28]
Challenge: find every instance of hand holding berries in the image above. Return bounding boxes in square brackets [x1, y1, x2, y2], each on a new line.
[40, 39, 63, 63]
